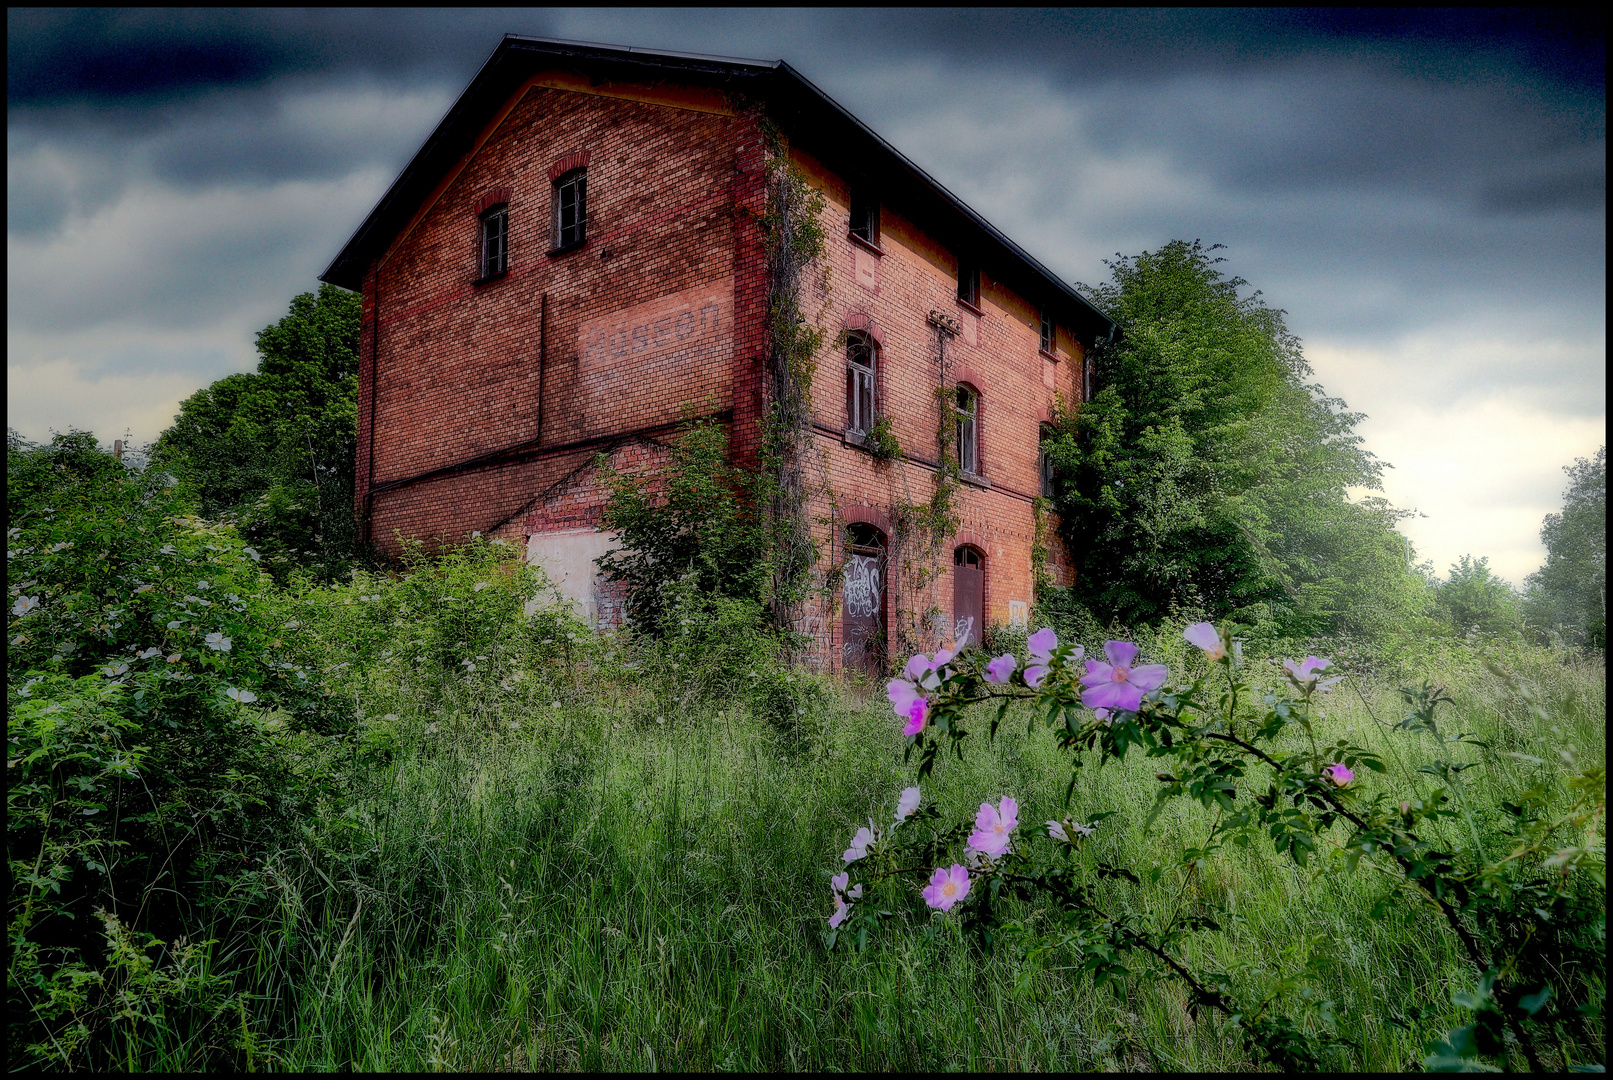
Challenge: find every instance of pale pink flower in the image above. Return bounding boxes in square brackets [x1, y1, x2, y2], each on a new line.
[984, 653, 1017, 684]
[1093, 707, 1113, 725]
[843, 822, 877, 864]
[922, 864, 971, 911]
[1184, 621, 1225, 661]
[895, 786, 922, 822]
[967, 796, 1019, 858]
[1080, 641, 1168, 713]
[829, 891, 851, 928]
[1285, 656, 1343, 695]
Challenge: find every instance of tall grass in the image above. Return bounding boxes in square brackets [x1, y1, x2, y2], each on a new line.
[234, 639, 1604, 1071]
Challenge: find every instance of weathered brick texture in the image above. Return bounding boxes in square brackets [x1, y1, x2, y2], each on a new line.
[356, 66, 1089, 672]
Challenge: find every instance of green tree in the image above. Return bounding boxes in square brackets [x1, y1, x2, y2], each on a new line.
[1436, 554, 1520, 637]
[1525, 445, 1605, 648]
[151, 284, 361, 578]
[1044, 240, 1427, 642]
[595, 417, 774, 637]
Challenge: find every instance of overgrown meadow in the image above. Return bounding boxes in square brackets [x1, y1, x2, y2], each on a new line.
[8, 434, 1604, 1072]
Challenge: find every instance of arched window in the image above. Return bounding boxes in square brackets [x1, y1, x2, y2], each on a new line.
[954, 385, 979, 475]
[846, 333, 876, 436]
[1039, 424, 1056, 497]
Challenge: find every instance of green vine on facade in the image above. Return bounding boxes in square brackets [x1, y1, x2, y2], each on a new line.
[748, 107, 829, 646]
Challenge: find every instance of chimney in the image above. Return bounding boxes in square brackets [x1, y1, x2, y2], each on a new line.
[113, 440, 123, 461]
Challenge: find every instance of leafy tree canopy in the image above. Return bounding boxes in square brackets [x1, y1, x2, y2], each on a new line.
[150, 284, 361, 579]
[1436, 554, 1520, 637]
[1044, 240, 1431, 644]
[1525, 445, 1605, 649]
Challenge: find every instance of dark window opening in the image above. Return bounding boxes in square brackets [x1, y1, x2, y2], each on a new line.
[1040, 309, 1055, 353]
[957, 258, 979, 307]
[953, 546, 981, 568]
[846, 334, 876, 436]
[1039, 424, 1056, 497]
[955, 385, 979, 475]
[479, 205, 508, 279]
[555, 169, 587, 249]
[850, 186, 880, 245]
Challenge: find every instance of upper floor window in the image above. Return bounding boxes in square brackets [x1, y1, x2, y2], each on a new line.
[479, 204, 508, 280]
[1084, 356, 1095, 402]
[957, 258, 979, 308]
[846, 333, 877, 436]
[1040, 309, 1055, 354]
[954, 385, 979, 475]
[1039, 424, 1056, 497]
[554, 168, 587, 250]
[850, 185, 880, 245]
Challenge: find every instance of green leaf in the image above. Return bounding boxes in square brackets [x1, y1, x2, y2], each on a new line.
[1519, 985, 1552, 1016]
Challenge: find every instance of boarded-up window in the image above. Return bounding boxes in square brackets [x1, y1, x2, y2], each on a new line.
[842, 524, 886, 677]
[953, 546, 983, 650]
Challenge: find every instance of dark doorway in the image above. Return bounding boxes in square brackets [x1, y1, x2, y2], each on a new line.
[953, 546, 984, 650]
[842, 524, 886, 677]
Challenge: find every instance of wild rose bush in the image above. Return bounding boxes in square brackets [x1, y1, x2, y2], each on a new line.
[823, 622, 1605, 1072]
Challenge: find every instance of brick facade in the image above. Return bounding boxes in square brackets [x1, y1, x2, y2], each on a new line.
[331, 39, 1111, 674]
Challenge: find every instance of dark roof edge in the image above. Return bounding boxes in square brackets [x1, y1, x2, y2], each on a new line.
[772, 60, 1117, 340]
[320, 36, 1117, 340]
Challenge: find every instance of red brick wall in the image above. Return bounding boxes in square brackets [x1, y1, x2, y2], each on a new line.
[359, 81, 755, 554]
[356, 72, 1085, 665]
[789, 148, 1082, 667]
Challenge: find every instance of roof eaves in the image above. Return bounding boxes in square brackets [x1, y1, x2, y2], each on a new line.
[771, 60, 1117, 340]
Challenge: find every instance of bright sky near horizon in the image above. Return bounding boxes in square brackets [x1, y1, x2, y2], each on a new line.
[7, 10, 1604, 587]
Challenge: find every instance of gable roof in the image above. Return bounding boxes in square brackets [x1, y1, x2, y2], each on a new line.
[320, 35, 1117, 343]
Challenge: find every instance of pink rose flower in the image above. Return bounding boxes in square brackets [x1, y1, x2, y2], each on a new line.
[984, 653, 1017, 684]
[922, 864, 971, 911]
[966, 796, 1019, 858]
[1323, 763, 1355, 787]
[1080, 640, 1169, 713]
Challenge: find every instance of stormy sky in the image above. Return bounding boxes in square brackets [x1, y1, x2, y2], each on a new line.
[7, 9, 1605, 587]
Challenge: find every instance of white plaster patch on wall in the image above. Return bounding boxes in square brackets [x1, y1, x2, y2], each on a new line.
[525, 528, 619, 622]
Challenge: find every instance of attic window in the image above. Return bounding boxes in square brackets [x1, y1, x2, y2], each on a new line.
[850, 185, 879, 245]
[479, 204, 508, 280]
[957, 258, 979, 308]
[1040, 309, 1055, 354]
[554, 168, 587, 250]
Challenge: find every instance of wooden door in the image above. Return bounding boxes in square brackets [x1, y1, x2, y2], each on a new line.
[952, 547, 983, 651]
[842, 527, 886, 677]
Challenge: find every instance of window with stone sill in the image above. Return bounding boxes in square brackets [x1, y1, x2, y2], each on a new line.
[479, 204, 508, 280]
[1040, 308, 1056, 354]
[554, 168, 587, 250]
[957, 258, 979, 308]
[846, 333, 877, 437]
[850, 185, 880, 246]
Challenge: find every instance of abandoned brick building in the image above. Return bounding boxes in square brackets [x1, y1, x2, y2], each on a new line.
[320, 36, 1117, 674]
